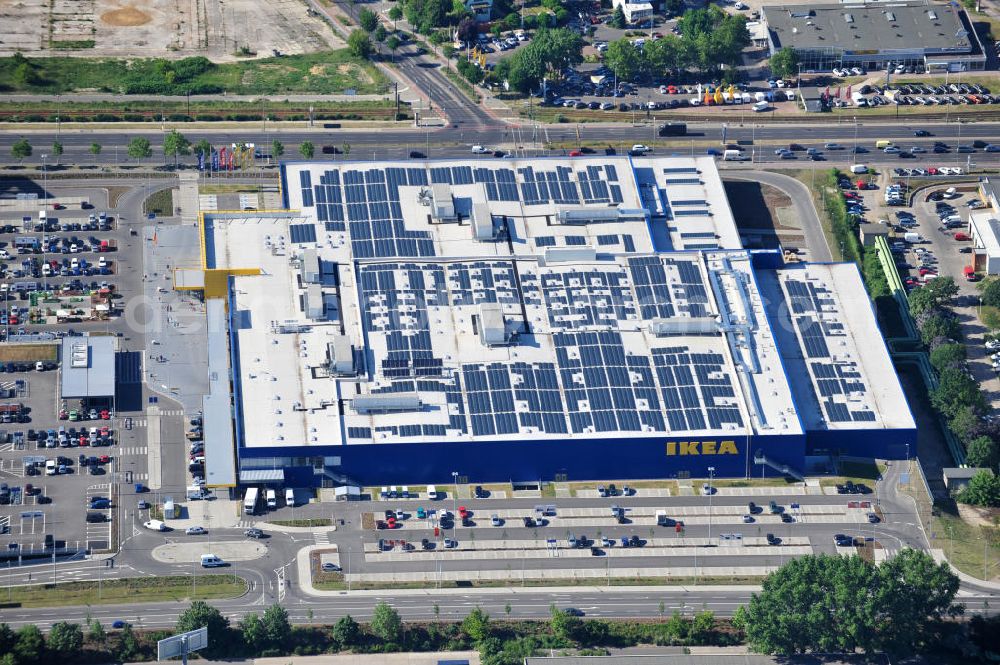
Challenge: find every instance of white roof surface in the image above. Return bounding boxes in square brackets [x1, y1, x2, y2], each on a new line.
[970, 212, 1000, 257]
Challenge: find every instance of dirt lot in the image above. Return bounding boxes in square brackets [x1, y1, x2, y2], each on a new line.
[0, 0, 343, 60]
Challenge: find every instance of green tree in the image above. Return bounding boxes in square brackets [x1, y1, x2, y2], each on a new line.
[13, 624, 45, 665]
[47, 622, 83, 659]
[387, 34, 402, 57]
[13, 62, 38, 88]
[604, 38, 643, 82]
[375, 24, 388, 43]
[664, 0, 684, 16]
[0, 624, 16, 658]
[741, 551, 958, 655]
[331, 614, 360, 646]
[873, 548, 962, 654]
[930, 342, 966, 371]
[770, 47, 799, 79]
[87, 618, 106, 645]
[89, 142, 102, 165]
[388, 5, 403, 22]
[126, 136, 153, 162]
[194, 139, 212, 159]
[689, 610, 715, 642]
[176, 601, 230, 657]
[462, 606, 491, 641]
[549, 605, 582, 641]
[359, 7, 379, 32]
[920, 311, 960, 344]
[261, 603, 291, 649]
[909, 277, 959, 316]
[117, 624, 138, 662]
[299, 141, 315, 159]
[405, 0, 449, 34]
[371, 601, 403, 643]
[959, 469, 1000, 506]
[11, 138, 32, 163]
[51, 141, 63, 163]
[610, 5, 626, 28]
[950, 405, 984, 443]
[163, 129, 191, 167]
[348, 30, 374, 59]
[967, 435, 1000, 470]
[931, 366, 987, 419]
[644, 35, 685, 74]
[979, 277, 1000, 307]
[239, 613, 265, 653]
[271, 140, 284, 161]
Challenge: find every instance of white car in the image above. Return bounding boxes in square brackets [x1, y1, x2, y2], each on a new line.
[185, 526, 207, 535]
[631, 144, 651, 154]
[471, 145, 490, 154]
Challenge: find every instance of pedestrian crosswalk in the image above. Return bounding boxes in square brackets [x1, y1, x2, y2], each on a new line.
[119, 446, 148, 456]
[314, 531, 330, 545]
[122, 409, 186, 428]
[235, 520, 255, 529]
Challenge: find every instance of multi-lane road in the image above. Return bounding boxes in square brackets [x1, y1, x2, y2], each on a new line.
[0, 121, 998, 167]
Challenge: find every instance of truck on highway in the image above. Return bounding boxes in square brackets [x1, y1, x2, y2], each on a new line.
[657, 122, 687, 137]
[723, 149, 747, 161]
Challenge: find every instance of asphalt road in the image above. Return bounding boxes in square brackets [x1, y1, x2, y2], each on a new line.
[723, 170, 832, 261]
[1, 121, 998, 167]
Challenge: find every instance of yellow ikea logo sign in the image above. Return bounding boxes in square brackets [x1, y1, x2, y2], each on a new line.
[666, 440, 739, 456]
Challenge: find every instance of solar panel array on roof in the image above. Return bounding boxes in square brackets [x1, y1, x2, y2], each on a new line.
[518, 166, 582, 206]
[540, 267, 637, 329]
[784, 276, 876, 425]
[289, 224, 317, 244]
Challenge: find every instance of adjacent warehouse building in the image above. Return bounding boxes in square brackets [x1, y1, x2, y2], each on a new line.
[194, 156, 914, 487]
[762, 1, 986, 72]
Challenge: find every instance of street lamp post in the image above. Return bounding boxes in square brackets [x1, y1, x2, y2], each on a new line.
[707, 466, 715, 543]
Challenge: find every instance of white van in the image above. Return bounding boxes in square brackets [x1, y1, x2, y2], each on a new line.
[200, 554, 225, 568]
[143, 519, 167, 532]
[427, 484, 438, 500]
[45, 459, 57, 476]
[850, 164, 868, 174]
[266, 489, 277, 509]
[285, 488, 295, 506]
[752, 101, 769, 112]
[723, 149, 747, 161]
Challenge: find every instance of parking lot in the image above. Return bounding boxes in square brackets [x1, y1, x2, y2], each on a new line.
[0, 182, 158, 561]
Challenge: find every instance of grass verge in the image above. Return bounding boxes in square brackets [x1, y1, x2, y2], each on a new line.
[270, 518, 332, 527]
[926, 503, 1000, 582]
[143, 188, 174, 215]
[330, 575, 766, 591]
[0, 343, 57, 362]
[2, 575, 245, 608]
[198, 184, 266, 194]
[442, 68, 482, 103]
[0, 51, 388, 95]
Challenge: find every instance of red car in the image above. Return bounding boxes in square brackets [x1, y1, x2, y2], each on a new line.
[458, 506, 469, 518]
[387, 516, 397, 529]
[954, 232, 971, 241]
[100, 427, 110, 437]
[100, 410, 110, 420]
[927, 167, 939, 175]
[98, 455, 111, 464]
[919, 268, 937, 277]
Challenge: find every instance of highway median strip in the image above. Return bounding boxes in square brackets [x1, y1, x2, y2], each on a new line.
[0, 575, 247, 608]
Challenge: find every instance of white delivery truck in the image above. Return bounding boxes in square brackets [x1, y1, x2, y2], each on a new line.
[850, 164, 868, 174]
[904, 232, 922, 243]
[163, 498, 176, 519]
[244, 487, 259, 515]
[723, 149, 746, 161]
[266, 489, 277, 509]
[752, 101, 769, 112]
[285, 488, 295, 506]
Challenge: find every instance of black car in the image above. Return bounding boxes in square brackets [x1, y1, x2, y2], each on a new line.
[474, 485, 488, 498]
[244, 527, 264, 539]
[781, 513, 794, 523]
[522, 516, 535, 527]
[914, 129, 931, 136]
[834, 534, 853, 546]
[766, 533, 779, 546]
[408, 151, 426, 159]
